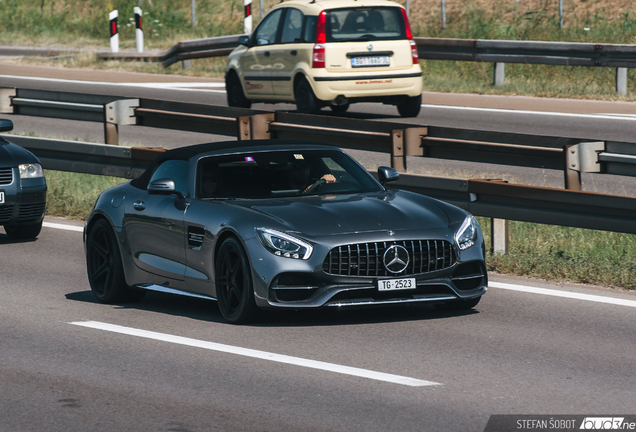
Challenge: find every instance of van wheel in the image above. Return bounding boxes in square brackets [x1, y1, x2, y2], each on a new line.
[226, 73, 251, 108]
[295, 78, 321, 114]
[397, 94, 422, 117]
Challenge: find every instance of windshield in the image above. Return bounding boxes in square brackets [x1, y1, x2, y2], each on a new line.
[326, 7, 405, 42]
[197, 149, 383, 199]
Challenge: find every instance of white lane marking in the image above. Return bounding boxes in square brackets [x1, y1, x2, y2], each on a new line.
[490, 281, 636, 308]
[69, 321, 441, 387]
[43, 221, 83, 232]
[420, 103, 636, 122]
[0, 74, 226, 93]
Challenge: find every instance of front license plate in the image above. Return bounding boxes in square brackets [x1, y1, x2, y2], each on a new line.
[0, 191, 4, 204]
[351, 56, 390, 68]
[378, 278, 416, 291]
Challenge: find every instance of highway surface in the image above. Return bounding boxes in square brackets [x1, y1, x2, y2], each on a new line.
[1, 220, 636, 431]
[1, 63, 636, 431]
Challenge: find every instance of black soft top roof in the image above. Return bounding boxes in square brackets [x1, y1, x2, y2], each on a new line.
[130, 139, 336, 189]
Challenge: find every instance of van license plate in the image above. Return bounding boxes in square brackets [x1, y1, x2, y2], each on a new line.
[351, 56, 390, 67]
[378, 278, 416, 291]
[0, 191, 4, 204]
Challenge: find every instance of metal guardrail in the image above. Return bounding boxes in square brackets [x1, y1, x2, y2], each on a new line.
[96, 34, 244, 67]
[3, 88, 636, 191]
[4, 88, 636, 240]
[6, 134, 636, 236]
[414, 38, 636, 68]
[4, 135, 163, 179]
[96, 34, 636, 91]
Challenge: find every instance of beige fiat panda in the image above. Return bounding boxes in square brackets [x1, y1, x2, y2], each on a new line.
[225, 0, 423, 117]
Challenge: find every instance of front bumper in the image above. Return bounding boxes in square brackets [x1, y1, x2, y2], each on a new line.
[0, 170, 47, 226]
[246, 234, 487, 310]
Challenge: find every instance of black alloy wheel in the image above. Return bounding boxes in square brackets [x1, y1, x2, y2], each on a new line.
[226, 73, 252, 109]
[86, 219, 145, 304]
[215, 237, 257, 324]
[294, 78, 321, 115]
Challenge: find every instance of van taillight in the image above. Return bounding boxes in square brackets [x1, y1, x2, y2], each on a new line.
[312, 10, 327, 68]
[400, 8, 418, 64]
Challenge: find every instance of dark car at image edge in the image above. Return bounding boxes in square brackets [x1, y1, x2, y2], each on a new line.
[84, 140, 487, 323]
[0, 119, 47, 240]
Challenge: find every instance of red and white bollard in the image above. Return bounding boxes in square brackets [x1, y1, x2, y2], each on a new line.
[134, 7, 144, 53]
[244, 0, 252, 34]
[109, 10, 119, 53]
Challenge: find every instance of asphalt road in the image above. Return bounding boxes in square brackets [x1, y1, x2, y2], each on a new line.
[2, 63, 636, 195]
[1, 63, 636, 431]
[1, 220, 636, 432]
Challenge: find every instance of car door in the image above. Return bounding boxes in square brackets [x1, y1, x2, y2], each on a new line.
[123, 159, 189, 282]
[238, 8, 284, 96]
[272, 8, 306, 96]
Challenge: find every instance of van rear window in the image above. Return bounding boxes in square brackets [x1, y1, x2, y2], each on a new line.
[326, 7, 405, 42]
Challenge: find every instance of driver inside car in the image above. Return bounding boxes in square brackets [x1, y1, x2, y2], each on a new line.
[288, 160, 336, 193]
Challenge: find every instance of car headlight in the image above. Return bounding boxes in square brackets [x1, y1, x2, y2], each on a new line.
[19, 163, 43, 179]
[455, 215, 478, 251]
[256, 228, 313, 260]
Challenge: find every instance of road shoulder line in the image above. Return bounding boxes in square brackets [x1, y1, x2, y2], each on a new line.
[490, 281, 636, 308]
[69, 320, 441, 387]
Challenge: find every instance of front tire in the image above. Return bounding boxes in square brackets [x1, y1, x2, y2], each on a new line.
[226, 72, 251, 108]
[215, 237, 258, 324]
[295, 78, 321, 114]
[4, 221, 42, 239]
[397, 94, 422, 117]
[86, 219, 145, 304]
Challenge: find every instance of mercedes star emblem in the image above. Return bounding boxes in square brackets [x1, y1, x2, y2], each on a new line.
[383, 245, 410, 274]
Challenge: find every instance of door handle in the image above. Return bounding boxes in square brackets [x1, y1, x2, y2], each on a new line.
[290, 50, 297, 56]
[133, 200, 146, 211]
[264, 51, 270, 57]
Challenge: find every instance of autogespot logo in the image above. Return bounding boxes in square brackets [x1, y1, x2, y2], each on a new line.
[383, 245, 410, 273]
[580, 417, 633, 430]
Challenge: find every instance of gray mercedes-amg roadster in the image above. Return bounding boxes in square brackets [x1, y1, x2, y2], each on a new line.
[84, 141, 487, 323]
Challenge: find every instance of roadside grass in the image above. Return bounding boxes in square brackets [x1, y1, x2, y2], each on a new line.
[44, 170, 127, 219]
[41, 169, 636, 291]
[479, 218, 636, 290]
[3, 0, 636, 99]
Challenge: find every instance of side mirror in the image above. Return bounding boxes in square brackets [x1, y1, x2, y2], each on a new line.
[0, 119, 14, 133]
[378, 166, 399, 186]
[148, 178, 185, 199]
[238, 35, 250, 46]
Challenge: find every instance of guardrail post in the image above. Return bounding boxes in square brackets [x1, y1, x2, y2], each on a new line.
[564, 145, 582, 191]
[103, 99, 139, 145]
[238, 116, 251, 140]
[494, 63, 505, 86]
[616, 68, 627, 95]
[404, 127, 428, 158]
[392, 127, 428, 172]
[564, 142, 604, 190]
[0, 88, 16, 113]
[391, 129, 406, 172]
[251, 113, 274, 140]
[491, 218, 509, 255]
